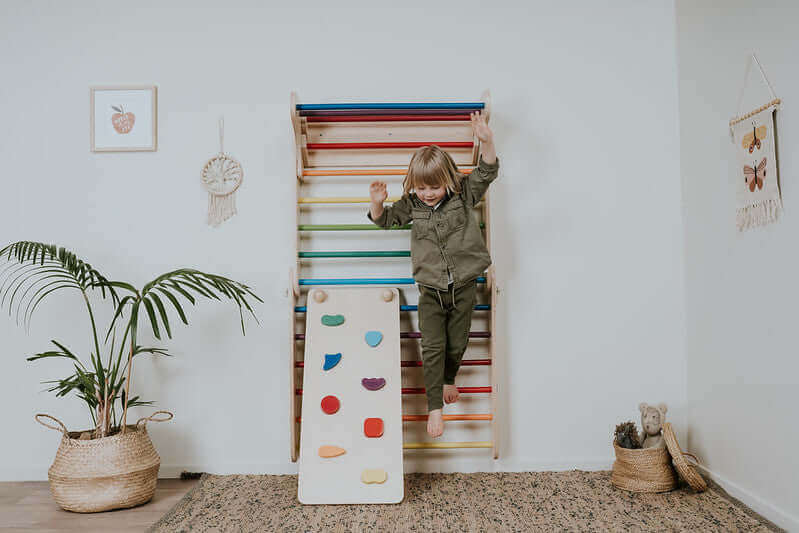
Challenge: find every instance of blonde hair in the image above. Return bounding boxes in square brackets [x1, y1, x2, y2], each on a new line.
[402, 145, 463, 196]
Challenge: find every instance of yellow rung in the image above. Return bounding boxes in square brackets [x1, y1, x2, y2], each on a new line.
[298, 196, 402, 204]
[403, 441, 493, 450]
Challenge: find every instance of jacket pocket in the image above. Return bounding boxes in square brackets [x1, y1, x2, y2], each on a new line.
[411, 208, 432, 241]
[443, 198, 467, 236]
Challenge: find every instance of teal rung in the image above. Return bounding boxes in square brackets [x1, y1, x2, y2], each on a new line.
[299, 251, 411, 258]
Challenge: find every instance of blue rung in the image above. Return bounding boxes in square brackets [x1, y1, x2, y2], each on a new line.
[296, 102, 485, 111]
[299, 278, 414, 285]
[294, 304, 490, 312]
[400, 304, 491, 312]
[297, 276, 486, 286]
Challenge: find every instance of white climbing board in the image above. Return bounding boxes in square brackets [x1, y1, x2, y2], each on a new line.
[298, 287, 404, 504]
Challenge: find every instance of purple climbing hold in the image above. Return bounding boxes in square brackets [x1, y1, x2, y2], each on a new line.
[362, 377, 386, 391]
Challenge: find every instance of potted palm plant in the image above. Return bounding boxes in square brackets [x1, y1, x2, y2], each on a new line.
[0, 241, 261, 512]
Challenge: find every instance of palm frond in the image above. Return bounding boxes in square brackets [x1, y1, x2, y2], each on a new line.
[0, 242, 119, 327]
[132, 269, 262, 339]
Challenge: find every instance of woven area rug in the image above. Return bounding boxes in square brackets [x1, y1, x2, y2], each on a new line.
[149, 471, 781, 532]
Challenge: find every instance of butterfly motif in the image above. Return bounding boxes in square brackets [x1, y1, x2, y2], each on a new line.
[741, 122, 767, 154]
[743, 157, 767, 192]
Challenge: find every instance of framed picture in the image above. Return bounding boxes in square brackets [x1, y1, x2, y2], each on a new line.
[90, 85, 157, 152]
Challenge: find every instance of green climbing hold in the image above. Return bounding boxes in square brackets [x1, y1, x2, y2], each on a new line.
[321, 314, 345, 327]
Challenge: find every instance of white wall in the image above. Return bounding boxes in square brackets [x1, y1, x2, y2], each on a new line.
[676, 1, 799, 530]
[0, 1, 685, 481]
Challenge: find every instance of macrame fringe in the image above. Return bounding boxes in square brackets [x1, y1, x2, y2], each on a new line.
[207, 193, 238, 227]
[736, 197, 782, 231]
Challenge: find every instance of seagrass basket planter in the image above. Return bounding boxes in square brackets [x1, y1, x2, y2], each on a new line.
[611, 441, 678, 493]
[36, 411, 172, 513]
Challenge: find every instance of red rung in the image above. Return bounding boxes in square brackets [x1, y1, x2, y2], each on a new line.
[294, 332, 489, 340]
[306, 141, 473, 150]
[296, 414, 492, 422]
[294, 386, 491, 395]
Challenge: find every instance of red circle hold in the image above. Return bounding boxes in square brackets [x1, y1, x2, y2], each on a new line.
[321, 395, 340, 414]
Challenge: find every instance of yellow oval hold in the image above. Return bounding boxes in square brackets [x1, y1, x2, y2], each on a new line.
[318, 445, 346, 458]
[361, 468, 388, 484]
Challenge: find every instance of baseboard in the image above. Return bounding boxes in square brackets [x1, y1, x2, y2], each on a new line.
[696, 464, 798, 532]
[159, 463, 298, 478]
[0, 465, 53, 482]
[159, 457, 614, 478]
[0, 458, 616, 482]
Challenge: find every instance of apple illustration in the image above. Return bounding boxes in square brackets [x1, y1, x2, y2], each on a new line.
[111, 105, 135, 134]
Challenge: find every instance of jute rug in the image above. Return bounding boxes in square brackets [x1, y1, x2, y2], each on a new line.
[149, 471, 782, 532]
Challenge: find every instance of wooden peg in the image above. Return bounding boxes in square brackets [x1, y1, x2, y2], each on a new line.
[313, 290, 327, 303]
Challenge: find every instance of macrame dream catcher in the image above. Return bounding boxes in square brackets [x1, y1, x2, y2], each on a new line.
[729, 54, 782, 231]
[202, 117, 243, 226]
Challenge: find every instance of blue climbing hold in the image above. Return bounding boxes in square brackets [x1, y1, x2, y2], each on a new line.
[365, 331, 383, 347]
[323, 353, 342, 371]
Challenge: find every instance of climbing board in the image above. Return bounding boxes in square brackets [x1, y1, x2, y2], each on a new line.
[297, 287, 404, 504]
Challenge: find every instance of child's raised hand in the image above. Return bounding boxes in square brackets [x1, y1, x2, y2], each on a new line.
[470, 111, 493, 144]
[369, 180, 388, 204]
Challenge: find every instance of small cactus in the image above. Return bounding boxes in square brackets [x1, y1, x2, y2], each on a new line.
[614, 421, 642, 449]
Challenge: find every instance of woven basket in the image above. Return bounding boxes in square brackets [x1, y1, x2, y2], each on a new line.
[35, 411, 172, 513]
[611, 440, 678, 493]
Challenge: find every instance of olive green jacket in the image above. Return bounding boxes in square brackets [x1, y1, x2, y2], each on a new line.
[367, 155, 499, 291]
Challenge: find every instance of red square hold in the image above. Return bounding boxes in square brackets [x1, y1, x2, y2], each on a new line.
[364, 417, 384, 438]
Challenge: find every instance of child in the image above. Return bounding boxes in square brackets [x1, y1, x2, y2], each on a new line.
[367, 111, 498, 438]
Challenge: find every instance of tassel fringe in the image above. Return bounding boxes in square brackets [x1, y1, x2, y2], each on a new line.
[736, 197, 782, 231]
[207, 193, 238, 227]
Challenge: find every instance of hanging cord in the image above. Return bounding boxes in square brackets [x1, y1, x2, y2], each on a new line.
[219, 116, 225, 154]
[730, 53, 780, 138]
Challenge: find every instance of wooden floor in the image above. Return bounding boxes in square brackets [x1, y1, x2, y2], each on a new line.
[0, 478, 199, 532]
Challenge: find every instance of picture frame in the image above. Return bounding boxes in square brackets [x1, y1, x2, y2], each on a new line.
[90, 85, 157, 152]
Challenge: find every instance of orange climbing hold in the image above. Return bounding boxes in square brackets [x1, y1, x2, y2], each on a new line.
[318, 445, 346, 458]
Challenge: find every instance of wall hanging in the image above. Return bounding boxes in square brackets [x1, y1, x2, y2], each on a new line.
[90, 85, 157, 152]
[201, 117, 243, 227]
[729, 54, 782, 231]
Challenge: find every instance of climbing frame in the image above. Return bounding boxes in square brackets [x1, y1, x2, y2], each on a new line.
[288, 91, 500, 464]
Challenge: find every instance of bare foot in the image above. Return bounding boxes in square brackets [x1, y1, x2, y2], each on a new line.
[443, 384, 460, 404]
[427, 409, 443, 438]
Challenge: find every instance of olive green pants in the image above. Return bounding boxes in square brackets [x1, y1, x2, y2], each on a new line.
[418, 279, 478, 411]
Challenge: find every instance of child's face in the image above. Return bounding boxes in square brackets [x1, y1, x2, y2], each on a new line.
[415, 183, 446, 206]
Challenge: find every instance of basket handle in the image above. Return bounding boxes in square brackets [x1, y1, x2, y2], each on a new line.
[136, 410, 174, 429]
[683, 451, 701, 465]
[35, 414, 68, 437]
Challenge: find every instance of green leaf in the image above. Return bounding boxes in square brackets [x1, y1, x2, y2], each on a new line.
[164, 281, 196, 305]
[27, 350, 77, 362]
[142, 297, 161, 340]
[148, 292, 172, 339]
[134, 346, 171, 357]
[105, 295, 134, 342]
[155, 287, 188, 325]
